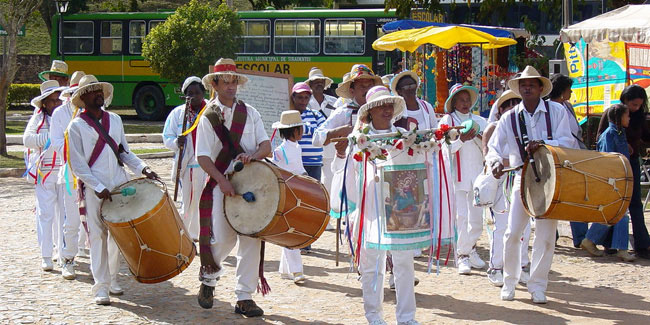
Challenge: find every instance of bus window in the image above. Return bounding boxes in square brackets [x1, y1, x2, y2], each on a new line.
[61, 21, 94, 54]
[100, 21, 122, 54]
[130, 21, 146, 54]
[149, 20, 164, 32]
[324, 19, 365, 55]
[274, 19, 319, 55]
[239, 20, 271, 54]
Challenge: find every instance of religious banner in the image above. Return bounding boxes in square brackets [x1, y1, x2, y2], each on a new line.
[626, 43, 650, 94]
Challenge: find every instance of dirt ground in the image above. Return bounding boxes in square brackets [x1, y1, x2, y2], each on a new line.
[1, 157, 649, 324]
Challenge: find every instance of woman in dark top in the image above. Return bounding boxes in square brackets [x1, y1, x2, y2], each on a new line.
[597, 84, 650, 259]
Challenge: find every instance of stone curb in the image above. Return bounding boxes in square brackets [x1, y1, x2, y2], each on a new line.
[6, 133, 163, 145]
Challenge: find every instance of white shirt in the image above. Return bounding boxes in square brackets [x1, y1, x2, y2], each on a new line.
[403, 99, 438, 130]
[23, 108, 59, 180]
[439, 111, 487, 190]
[67, 111, 147, 193]
[195, 97, 269, 165]
[312, 99, 359, 148]
[486, 99, 577, 168]
[50, 100, 77, 184]
[163, 103, 201, 179]
[308, 94, 338, 159]
[272, 139, 306, 175]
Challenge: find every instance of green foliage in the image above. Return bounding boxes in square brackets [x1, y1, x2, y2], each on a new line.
[247, 0, 326, 10]
[7, 84, 40, 107]
[142, 0, 242, 83]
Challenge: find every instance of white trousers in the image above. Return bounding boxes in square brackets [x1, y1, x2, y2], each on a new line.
[85, 188, 121, 294]
[61, 188, 81, 260]
[489, 208, 530, 269]
[321, 157, 334, 194]
[360, 247, 416, 323]
[200, 187, 261, 301]
[456, 189, 484, 255]
[35, 175, 64, 259]
[179, 167, 207, 240]
[503, 175, 557, 294]
[279, 248, 303, 274]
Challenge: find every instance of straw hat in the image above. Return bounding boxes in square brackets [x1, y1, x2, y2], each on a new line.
[70, 75, 114, 108]
[381, 74, 393, 88]
[182, 76, 203, 94]
[390, 70, 420, 94]
[305, 67, 333, 89]
[335, 64, 382, 99]
[358, 86, 405, 124]
[60, 71, 86, 99]
[292, 82, 312, 95]
[202, 58, 248, 90]
[272, 110, 305, 129]
[38, 60, 69, 81]
[31, 80, 66, 109]
[507, 65, 553, 98]
[494, 89, 521, 110]
[444, 83, 479, 113]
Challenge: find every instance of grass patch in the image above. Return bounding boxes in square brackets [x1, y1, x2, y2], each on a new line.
[6, 121, 27, 135]
[132, 148, 170, 154]
[0, 153, 25, 169]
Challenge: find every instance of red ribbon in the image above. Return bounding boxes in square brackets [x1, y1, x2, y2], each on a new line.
[355, 154, 369, 266]
[213, 64, 237, 72]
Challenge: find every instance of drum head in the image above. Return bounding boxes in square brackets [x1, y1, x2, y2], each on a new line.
[523, 146, 556, 216]
[225, 161, 280, 235]
[102, 179, 164, 223]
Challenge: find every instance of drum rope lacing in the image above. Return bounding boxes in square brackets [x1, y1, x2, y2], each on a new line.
[261, 175, 328, 240]
[554, 155, 632, 224]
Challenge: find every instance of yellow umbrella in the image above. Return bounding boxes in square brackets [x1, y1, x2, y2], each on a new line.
[373, 25, 517, 52]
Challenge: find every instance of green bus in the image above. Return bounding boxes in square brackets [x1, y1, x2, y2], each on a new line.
[51, 9, 398, 120]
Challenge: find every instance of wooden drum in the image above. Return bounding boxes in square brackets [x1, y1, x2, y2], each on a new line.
[522, 145, 632, 225]
[101, 178, 195, 283]
[224, 161, 330, 249]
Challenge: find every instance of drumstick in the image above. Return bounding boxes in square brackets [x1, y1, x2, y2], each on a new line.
[234, 191, 256, 202]
[109, 187, 136, 197]
[329, 126, 465, 143]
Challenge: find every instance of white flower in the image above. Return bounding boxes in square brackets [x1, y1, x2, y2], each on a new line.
[420, 141, 432, 151]
[368, 145, 382, 158]
[447, 129, 459, 141]
[404, 132, 417, 147]
[356, 134, 370, 150]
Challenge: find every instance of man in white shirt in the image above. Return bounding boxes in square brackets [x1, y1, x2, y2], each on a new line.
[67, 75, 158, 305]
[487, 66, 575, 304]
[195, 58, 271, 317]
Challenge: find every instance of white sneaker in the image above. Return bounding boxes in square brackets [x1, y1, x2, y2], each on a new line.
[95, 288, 111, 305]
[501, 287, 515, 301]
[457, 256, 472, 275]
[487, 268, 504, 287]
[389, 273, 395, 291]
[519, 264, 530, 286]
[62, 259, 76, 280]
[109, 280, 123, 296]
[469, 249, 486, 269]
[293, 272, 306, 284]
[52, 252, 59, 263]
[41, 258, 53, 271]
[398, 320, 421, 325]
[531, 291, 547, 304]
[368, 319, 387, 325]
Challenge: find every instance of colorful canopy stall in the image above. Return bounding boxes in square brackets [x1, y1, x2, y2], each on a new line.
[373, 24, 517, 114]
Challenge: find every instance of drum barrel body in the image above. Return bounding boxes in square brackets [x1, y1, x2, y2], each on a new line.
[101, 179, 196, 283]
[521, 145, 632, 225]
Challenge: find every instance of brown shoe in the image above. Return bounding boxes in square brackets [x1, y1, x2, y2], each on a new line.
[580, 238, 604, 257]
[616, 250, 637, 262]
[197, 284, 214, 309]
[235, 299, 264, 317]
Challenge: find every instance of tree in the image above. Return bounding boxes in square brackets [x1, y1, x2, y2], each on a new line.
[1, 0, 43, 156]
[142, 0, 242, 83]
[246, 0, 326, 10]
[38, 0, 88, 34]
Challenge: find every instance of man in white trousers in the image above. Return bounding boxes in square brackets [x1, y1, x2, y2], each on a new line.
[487, 66, 576, 304]
[163, 76, 208, 241]
[67, 75, 158, 305]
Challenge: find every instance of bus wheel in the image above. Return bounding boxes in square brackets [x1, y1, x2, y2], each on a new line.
[134, 85, 165, 121]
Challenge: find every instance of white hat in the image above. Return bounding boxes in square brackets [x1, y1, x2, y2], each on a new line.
[272, 110, 305, 129]
[507, 65, 553, 98]
[38, 60, 69, 81]
[494, 89, 522, 110]
[444, 83, 479, 113]
[182, 76, 203, 94]
[70, 75, 114, 108]
[390, 70, 420, 94]
[60, 71, 86, 99]
[202, 58, 248, 90]
[31, 80, 66, 109]
[335, 64, 383, 99]
[305, 67, 333, 89]
[358, 86, 405, 124]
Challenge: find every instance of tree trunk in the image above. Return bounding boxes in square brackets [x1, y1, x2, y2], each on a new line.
[38, 2, 55, 35]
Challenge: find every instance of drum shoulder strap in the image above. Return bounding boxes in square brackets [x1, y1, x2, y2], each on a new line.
[510, 111, 527, 162]
[544, 101, 552, 140]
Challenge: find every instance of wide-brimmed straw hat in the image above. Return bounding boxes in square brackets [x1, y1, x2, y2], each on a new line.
[494, 89, 521, 109]
[272, 110, 305, 129]
[38, 60, 69, 81]
[305, 67, 333, 89]
[60, 71, 86, 99]
[182, 76, 203, 94]
[445, 83, 479, 113]
[507, 65, 553, 98]
[358, 85, 405, 124]
[202, 58, 248, 90]
[335, 64, 382, 99]
[71, 75, 114, 108]
[390, 70, 420, 94]
[31, 80, 66, 109]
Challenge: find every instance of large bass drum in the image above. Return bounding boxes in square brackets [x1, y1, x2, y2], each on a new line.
[224, 160, 330, 249]
[101, 178, 195, 283]
[521, 145, 632, 225]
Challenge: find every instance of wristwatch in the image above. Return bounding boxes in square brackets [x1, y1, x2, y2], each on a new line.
[143, 166, 152, 174]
